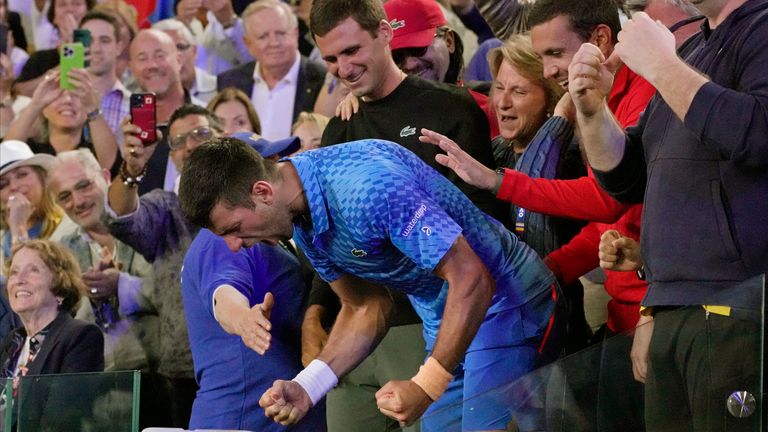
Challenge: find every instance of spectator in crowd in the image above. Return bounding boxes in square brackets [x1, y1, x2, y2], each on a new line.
[0, 239, 104, 429]
[217, 0, 326, 141]
[178, 136, 563, 431]
[104, 104, 222, 428]
[305, 0, 504, 429]
[47, 149, 164, 428]
[49, 149, 157, 373]
[383, 0, 500, 137]
[128, 29, 203, 195]
[291, 112, 328, 152]
[0, 0, 29, 77]
[181, 134, 327, 432]
[3, 68, 121, 176]
[207, 87, 262, 135]
[1, 239, 104, 378]
[174, 0, 252, 75]
[568, 0, 768, 427]
[153, 19, 218, 104]
[79, 10, 131, 149]
[0, 141, 73, 269]
[93, 0, 139, 91]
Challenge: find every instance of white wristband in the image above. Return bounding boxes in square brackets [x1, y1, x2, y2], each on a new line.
[292, 359, 338, 406]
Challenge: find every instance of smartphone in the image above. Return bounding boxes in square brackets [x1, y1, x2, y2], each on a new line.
[60, 42, 85, 90]
[0, 24, 8, 56]
[130, 93, 157, 144]
[73, 29, 92, 68]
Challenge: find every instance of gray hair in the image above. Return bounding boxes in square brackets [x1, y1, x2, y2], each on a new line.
[152, 18, 196, 45]
[623, 0, 700, 17]
[242, 0, 299, 34]
[50, 149, 108, 190]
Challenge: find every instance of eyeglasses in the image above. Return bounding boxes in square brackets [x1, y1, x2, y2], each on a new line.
[169, 126, 214, 151]
[55, 178, 96, 206]
[667, 15, 705, 34]
[391, 28, 449, 66]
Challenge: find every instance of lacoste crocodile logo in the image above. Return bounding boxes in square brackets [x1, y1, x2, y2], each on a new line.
[390, 19, 405, 30]
[400, 126, 416, 138]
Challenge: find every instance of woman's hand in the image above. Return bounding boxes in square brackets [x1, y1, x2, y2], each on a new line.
[419, 128, 498, 190]
[334, 91, 359, 121]
[29, 71, 64, 112]
[67, 68, 100, 114]
[6, 195, 33, 238]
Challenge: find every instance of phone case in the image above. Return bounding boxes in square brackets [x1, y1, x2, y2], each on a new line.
[130, 93, 157, 144]
[73, 29, 91, 67]
[0, 24, 8, 56]
[60, 43, 85, 90]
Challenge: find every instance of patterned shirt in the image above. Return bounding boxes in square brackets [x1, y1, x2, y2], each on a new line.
[287, 140, 555, 348]
[100, 81, 131, 149]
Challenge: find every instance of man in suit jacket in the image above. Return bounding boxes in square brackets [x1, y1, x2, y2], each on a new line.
[217, 0, 326, 140]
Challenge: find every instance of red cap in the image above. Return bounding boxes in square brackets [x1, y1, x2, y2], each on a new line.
[385, 0, 448, 51]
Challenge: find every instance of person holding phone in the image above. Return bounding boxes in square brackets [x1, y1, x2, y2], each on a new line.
[3, 68, 120, 177]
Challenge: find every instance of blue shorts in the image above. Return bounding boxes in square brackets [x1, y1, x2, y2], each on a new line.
[421, 284, 564, 431]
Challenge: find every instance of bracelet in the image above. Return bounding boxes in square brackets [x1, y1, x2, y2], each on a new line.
[292, 359, 338, 406]
[411, 357, 453, 401]
[490, 167, 505, 195]
[86, 108, 102, 122]
[118, 160, 147, 188]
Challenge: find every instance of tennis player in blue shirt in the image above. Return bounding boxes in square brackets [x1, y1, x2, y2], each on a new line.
[178, 137, 564, 431]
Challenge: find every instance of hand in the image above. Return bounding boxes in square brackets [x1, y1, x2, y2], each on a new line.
[29, 71, 65, 112]
[66, 68, 99, 113]
[6, 194, 33, 233]
[0, 53, 14, 97]
[568, 43, 618, 118]
[259, 380, 313, 426]
[553, 91, 576, 123]
[334, 91, 359, 121]
[376, 380, 433, 427]
[176, 0, 204, 24]
[419, 128, 497, 190]
[57, 14, 79, 44]
[121, 116, 162, 174]
[613, 12, 677, 83]
[630, 315, 654, 383]
[599, 229, 643, 271]
[82, 268, 120, 301]
[235, 292, 274, 354]
[205, 0, 235, 25]
[301, 316, 328, 367]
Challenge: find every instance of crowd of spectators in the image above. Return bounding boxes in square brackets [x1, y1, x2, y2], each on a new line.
[0, 0, 766, 431]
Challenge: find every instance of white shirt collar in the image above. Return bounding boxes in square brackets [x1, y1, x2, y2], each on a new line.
[252, 53, 301, 85]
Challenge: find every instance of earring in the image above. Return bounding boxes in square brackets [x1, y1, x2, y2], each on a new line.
[56, 298, 63, 306]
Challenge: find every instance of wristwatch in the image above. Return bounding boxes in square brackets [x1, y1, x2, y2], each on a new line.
[491, 167, 505, 195]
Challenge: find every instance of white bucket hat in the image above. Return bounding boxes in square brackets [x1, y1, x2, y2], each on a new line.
[0, 140, 56, 177]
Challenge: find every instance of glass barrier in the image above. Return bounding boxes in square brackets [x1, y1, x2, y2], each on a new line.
[0, 378, 13, 432]
[14, 370, 140, 432]
[421, 274, 765, 431]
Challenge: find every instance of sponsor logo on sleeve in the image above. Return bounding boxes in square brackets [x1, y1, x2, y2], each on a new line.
[401, 204, 428, 237]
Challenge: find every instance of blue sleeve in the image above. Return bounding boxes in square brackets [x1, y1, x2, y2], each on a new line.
[377, 177, 463, 272]
[195, 235, 258, 316]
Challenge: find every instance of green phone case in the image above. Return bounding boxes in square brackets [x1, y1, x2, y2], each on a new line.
[60, 43, 85, 90]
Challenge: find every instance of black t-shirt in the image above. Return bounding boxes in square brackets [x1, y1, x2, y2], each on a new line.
[322, 75, 504, 222]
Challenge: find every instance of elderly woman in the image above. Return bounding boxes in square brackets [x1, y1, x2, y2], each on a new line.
[0, 141, 71, 269]
[207, 88, 262, 135]
[1, 240, 104, 378]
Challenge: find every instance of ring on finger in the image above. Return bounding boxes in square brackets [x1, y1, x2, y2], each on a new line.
[129, 147, 137, 156]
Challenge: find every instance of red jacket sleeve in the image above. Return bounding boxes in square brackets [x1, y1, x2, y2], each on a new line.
[496, 168, 631, 223]
[544, 222, 602, 286]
